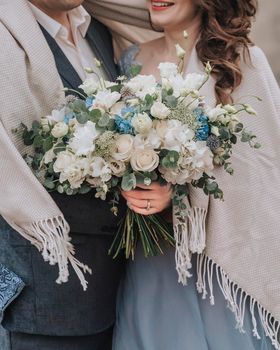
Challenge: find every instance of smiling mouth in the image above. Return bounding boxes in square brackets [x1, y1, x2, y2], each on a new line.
[151, 1, 175, 11]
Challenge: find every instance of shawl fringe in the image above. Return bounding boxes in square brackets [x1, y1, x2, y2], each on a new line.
[11, 215, 92, 291]
[196, 253, 280, 350]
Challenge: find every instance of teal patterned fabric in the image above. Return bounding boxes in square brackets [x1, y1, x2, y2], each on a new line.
[0, 263, 24, 319]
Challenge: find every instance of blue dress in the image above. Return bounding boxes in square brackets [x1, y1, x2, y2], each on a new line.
[113, 46, 275, 350]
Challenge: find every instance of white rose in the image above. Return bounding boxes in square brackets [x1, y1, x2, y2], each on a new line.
[68, 121, 100, 156]
[109, 160, 126, 177]
[134, 130, 161, 150]
[150, 102, 171, 119]
[51, 122, 68, 138]
[94, 90, 121, 110]
[112, 134, 134, 161]
[53, 151, 76, 173]
[130, 149, 159, 172]
[89, 157, 112, 182]
[158, 62, 178, 79]
[132, 113, 153, 134]
[79, 77, 99, 95]
[125, 75, 157, 100]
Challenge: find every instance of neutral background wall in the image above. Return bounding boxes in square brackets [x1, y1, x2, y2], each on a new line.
[252, 0, 280, 82]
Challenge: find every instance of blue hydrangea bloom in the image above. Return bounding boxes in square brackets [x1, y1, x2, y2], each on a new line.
[121, 106, 137, 118]
[64, 112, 74, 124]
[85, 97, 95, 108]
[115, 116, 134, 134]
[194, 107, 210, 141]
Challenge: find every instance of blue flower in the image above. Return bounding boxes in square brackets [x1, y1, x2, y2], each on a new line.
[85, 96, 95, 108]
[194, 107, 210, 141]
[115, 116, 134, 134]
[64, 112, 74, 124]
[121, 106, 137, 118]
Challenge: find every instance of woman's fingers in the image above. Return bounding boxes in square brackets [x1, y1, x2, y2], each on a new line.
[127, 198, 150, 209]
[128, 204, 158, 216]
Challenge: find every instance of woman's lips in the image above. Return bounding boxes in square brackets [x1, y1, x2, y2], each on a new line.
[151, 1, 175, 11]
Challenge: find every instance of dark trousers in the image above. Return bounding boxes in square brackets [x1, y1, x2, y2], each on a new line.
[0, 325, 113, 350]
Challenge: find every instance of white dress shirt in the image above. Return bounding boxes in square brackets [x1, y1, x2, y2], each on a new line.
[29, 3, 106, 81]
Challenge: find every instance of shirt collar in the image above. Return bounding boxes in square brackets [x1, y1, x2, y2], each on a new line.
[28, 3, 91, 40]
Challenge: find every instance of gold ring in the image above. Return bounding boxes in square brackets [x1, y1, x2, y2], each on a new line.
[146, 199, 151, 211]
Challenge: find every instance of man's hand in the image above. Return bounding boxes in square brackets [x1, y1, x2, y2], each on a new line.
[121, 182, 172, 215]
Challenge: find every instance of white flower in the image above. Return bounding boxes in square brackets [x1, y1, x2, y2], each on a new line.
[244, 104, 257, 115]
[183, 73, 205, 92]
[151, 101, 171, 119]
[60, 158, 89, 189]
[44, 148, 56, 164]
[154, 120, 169, 140]
[89, 157, 112, 182]
[207, 105, 227, 122]
[51, 122, 68, 138]
[108, 159, 126, 177]
[68, 121, 100, 156]
[110, 101, 126, 115]
[133, 130, 161, 150]
[158, 62, 178, 79]
[41, 117, 51, 132]
[130, 149, 159, 172]
[132, 113, 153, 134]
[223, 104, 237, 114]
[46, 108, 66, 123]
[53, 151, 76, 173]
[163, 120, 195, 152]
[211, 126, 220, 137]
[94, 90, 121, 110]
[112, 134, 134, 161]
[125, 75, 157, 100]
[175, 44, 186, 59]
[79, 77, 99, 95]
[168, 74, 185, 97]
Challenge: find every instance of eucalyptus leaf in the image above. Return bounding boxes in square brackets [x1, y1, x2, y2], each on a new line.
[121, 173, 137, 191]
[76, 112, 89, 124]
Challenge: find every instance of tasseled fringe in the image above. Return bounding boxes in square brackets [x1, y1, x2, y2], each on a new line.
[195, 253, 280, 349]
[174, 207, 207, 285]
[173, 222, 192, 285]
[188, 207, 207, 254]
[12, 215, 92, 291]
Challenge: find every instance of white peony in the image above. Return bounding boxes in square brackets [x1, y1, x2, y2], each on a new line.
[183, 73, 205, 92]
[68, 121, 100, 156]
[89, 157, 112, 182]
[59, 158, 89, 189]
[53, 151, 76, 173]
[132, 113, 153, 134]
[51, 122, 68, 138]
[94, 90, 121, 110]
[79, 77, 99, 95]
[125, 75, 157, 100]
[150, 102, 171, 119]
[112, 134, 134, 161]
[158, 62, 178, 79]
[130, 149, 159, 172]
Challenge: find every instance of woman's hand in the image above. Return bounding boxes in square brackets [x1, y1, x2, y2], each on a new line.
[121, 182, 172, 216]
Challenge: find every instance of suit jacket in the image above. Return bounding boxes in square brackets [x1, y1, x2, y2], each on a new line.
[0, 6, 125, 336]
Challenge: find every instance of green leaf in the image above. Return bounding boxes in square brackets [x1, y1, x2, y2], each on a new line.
[53, 142, 66, 155]
[121, 173, 137, 191]
[23, 129, 34, 146]
[43, 136, 53, 152]
[79, 185, 92, 194]
[110, 84, 122, 93]
[44, 178, 55, 190]
[206, 181, 218, 193]
[164, 95, 177, 108]
[70, 99, 87, 113]
[230, 134, 237, 145]
[161, 150, 179, 168]
[89, 109, 102, 122]
[129, 64, 142, 77]
[32, 120, 40, 132]
[219, 127, 230, 140]
[76, 112, 89, 124]
[33, 135, 44, 148]
[234, 122, 244, 133]
[98, 113, 110, 127]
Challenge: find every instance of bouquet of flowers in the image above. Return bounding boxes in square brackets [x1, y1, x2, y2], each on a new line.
[21, 48, 259, 260]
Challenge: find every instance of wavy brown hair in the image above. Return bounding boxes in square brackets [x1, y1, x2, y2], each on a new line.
[195, 0, 258, 104]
